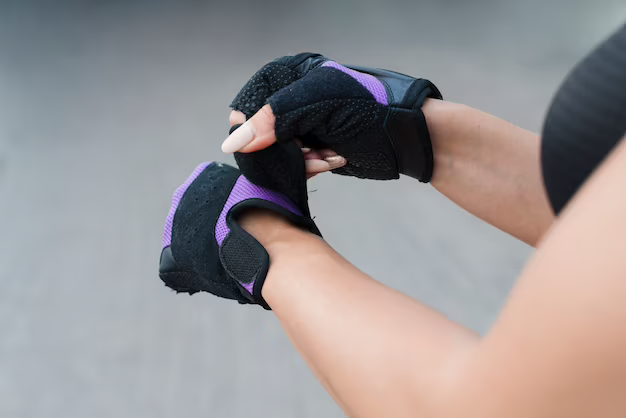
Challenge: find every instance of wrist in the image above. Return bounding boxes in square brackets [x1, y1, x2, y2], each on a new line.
[422, 99, 468, 144]
[239, 209, 336, 305]
[422, 99, 471, 184]
[237, 209, 313, 252]
[238, 209, 330, 304]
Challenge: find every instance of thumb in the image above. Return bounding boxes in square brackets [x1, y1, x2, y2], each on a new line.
[221, 104, 278, 153]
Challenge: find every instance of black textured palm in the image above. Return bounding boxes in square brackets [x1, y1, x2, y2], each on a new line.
[230, 52, 442, 181]
[267, 64, 400, 180]
[160, 163, 254, 304]
[273, 97, 398, 179]
[230, 53, 326, 118]
[231, 53, 400, 180]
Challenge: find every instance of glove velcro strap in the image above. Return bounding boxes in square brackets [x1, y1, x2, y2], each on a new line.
[385, 107, 434, 182]
[218, 197, 319, 310]
[386, 78, 442, 182]
[220, 226, 271, 309]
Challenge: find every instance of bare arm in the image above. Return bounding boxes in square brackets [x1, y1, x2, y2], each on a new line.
[424, 99, 554, 246]
[240, 138, 626, 418]
[454, 137, 626, 417]
[240, 211, 479, 418]
[228, 99, 554, 247]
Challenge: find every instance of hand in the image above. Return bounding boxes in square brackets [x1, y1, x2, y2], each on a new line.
[228, 109, 346, 179]
[223, 53, 442, 182]
[159, 161, 320, 309]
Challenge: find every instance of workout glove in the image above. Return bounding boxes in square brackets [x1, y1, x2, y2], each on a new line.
[231, 52, 442, 182]
[159, 143, 320, 309]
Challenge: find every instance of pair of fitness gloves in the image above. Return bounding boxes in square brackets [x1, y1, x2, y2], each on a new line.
[159, 53, 442, 309]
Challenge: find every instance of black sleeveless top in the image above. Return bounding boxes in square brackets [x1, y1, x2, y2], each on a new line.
[541, 23, 626, 214]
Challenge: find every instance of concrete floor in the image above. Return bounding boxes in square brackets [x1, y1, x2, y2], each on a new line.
[1, 1, 624, 417]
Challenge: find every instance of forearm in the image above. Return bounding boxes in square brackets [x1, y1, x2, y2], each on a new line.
[451, 138, 626, 417]
[241, 211, 479, 418]
[423, 99, 554, 246]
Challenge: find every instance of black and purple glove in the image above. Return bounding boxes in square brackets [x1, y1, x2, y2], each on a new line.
[230, 52, 442, 182]
[159, 143, 320, 309]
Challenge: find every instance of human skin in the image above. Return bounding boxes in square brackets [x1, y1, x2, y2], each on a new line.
[239, 136, 626, 418]
[228, 98, 555, 246]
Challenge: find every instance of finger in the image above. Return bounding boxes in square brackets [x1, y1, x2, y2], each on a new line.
[303, 150, 323, 160]
[229, 110, 246, 126]
[304, 155, 347, 174]
[222, 104, 277, 153]
[304, 148, 343, 161]
[325, 155, 346, 169]
[318, 149, 339, 158]
[305, 159, 333, 174]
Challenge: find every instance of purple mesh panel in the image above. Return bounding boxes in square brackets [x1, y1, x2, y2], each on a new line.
[215, 175, 302, 246]
[242, 281, 255, 294]
[162, 162, 212, 248]
[322, 61, 388, 105]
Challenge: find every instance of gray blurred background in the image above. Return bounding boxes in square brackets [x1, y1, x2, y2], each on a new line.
[1, 1, 624, 417]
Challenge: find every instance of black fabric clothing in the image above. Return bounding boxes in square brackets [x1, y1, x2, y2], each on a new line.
[541, 23, 626, 214]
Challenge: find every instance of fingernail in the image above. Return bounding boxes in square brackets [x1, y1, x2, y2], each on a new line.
[305, 159, 332, 173]
[221, 121, 255, 153]
[301, 147, 312, 153]
[324, 155, 346, 169]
